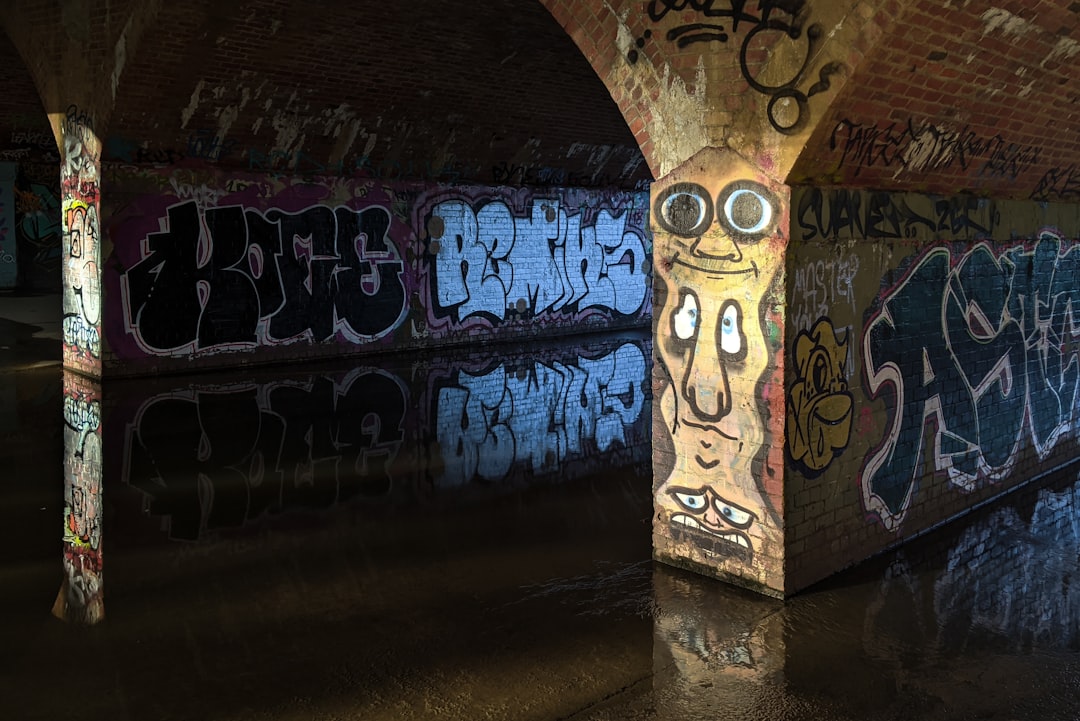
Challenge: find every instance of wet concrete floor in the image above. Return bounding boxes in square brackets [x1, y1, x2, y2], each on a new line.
[3, 294, 1080, 720]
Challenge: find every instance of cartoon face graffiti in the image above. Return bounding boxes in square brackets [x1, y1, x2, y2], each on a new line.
[64, 200, 101, 326]
[786, 319, 853, 473]
[652, 149, 786, 586]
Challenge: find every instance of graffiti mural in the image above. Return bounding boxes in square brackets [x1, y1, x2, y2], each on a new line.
[118, 337, 650, 539]
[106, 173, 651, 368]
[120, 201, 407, 353]
[54, 371, 104, 624]
[61, 105, 102, 371]
[861, 231, 1080, 530]
[786, 318, 852, 475]
[421, 192, 650, 327]
[435, 341, 648, 487]
[14, 179, 62, 288]
[652, 148, 786, 591]
[633, 1, 843, 135]
[0, 162, 15, 288]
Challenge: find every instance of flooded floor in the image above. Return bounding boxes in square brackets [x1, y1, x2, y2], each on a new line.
[3, 295, 1080, 720]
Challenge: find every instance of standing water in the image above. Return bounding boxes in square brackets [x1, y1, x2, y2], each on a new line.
[1, 313, 1079, 720]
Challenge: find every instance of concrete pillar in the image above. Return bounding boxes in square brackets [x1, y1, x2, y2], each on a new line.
[650, 148, 788, 596]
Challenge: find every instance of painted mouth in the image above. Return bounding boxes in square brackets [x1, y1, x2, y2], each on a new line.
[670, 513, 753, 564]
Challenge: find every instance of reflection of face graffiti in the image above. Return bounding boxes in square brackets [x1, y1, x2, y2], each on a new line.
[787, 319, 853, 473]
[653, 149, 786, 590]
[64, 201, 100, 326]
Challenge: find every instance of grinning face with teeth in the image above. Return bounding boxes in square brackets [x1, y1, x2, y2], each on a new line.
[653, 149, 785, 580]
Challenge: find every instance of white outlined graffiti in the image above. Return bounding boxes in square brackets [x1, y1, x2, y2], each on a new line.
[120, 200, 408, 354]
[425, 197, 649, 323]
[862, 231, 1080, 530]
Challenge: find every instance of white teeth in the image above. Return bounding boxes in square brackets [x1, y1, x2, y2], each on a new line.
[673, 515, 702, 529]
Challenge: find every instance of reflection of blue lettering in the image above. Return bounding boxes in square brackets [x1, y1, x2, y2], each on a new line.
[862, 232, 1080, 531]
[436, 342, 648, 487]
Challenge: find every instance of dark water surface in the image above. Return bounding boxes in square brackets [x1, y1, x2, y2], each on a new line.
[3, 327, 1080, 720]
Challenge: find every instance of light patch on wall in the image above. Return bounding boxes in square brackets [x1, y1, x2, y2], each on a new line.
[607, 2, 708, 178]
[181, 79, 206, 129]
[111, 15, 133, 102]
[980, 8, 1036, 39]
[1044, 36, 1080, 67]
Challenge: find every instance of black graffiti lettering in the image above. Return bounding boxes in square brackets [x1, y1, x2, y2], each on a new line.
[1031, 165, 1080, 201]
[796, 188, 997, 242]
[831, 117, 1042, 180]
[122, 200, 407, 353]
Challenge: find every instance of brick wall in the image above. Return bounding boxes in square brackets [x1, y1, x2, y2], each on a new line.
[100, 165, 651, 375]
[785, 185, 1080, 592]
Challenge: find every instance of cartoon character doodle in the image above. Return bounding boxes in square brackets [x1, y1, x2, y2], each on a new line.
[652, 149, 787, 587]
[62, 200, 101, 356]
[786, 318, 853, 474]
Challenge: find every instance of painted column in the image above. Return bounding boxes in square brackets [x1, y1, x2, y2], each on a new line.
[60, 105, 102, 376]
[651, 148, 788, 596]
[53, 370, 104, 624]
[0, 162, 16, 289]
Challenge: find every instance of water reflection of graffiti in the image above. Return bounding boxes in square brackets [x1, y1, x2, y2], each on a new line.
[423, 195, 649, 325]
[932, 482, 1080, 650]
[862, 231, 1080, 531]
[636, 1, 842, 135]
[56, 373, 104, 624]
[121, 200, 407, 354]
[787, 318, 852, 475]
[434, 341, 648, 487]
[124, 369, 407, 540]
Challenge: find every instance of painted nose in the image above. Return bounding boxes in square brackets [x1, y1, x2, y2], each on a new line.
[681, 331, 732, 422]
[691, 230, 743, 263]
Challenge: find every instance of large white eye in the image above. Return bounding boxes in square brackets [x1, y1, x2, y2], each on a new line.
[673, 490, 707, 511]
[673, 292, 698, 341]
[717, 181, 776, 238]
[719, 301, 742, 355]
[713, 497, 753, 528]
[655, 182, 713, 237]
[724, 189, 772, 233]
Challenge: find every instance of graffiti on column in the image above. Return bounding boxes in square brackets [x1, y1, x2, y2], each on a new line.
[421, 191, 650, 328]
[0, 163, 16, 288]
[61, 105, 102, 365]
[434, 341, 648, 487]
[120, 201, 408, 353]
[861, 231, 1080, 531]
[652, 150, 786, 589]
[786, 318, 853, 475]
[124, 368, 407, 540]
[54, 372, 104, 624]
[631, 1, 843, 135]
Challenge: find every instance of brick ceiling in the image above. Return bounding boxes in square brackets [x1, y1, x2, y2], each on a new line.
[4, 1, 1080, 201]
[790, 0, 1080, 202]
